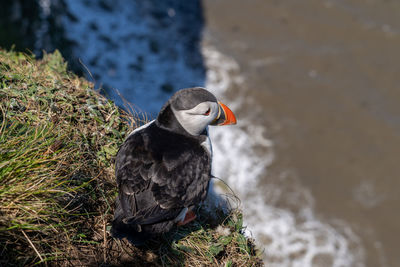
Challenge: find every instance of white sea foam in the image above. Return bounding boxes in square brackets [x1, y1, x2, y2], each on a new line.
[203, 44, 366, 267]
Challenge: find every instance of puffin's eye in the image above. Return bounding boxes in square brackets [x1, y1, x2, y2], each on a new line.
[203, 108, 211, 116]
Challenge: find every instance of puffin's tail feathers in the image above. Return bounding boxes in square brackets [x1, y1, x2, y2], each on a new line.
[110, 198, 150, 246]
[110, 219, 150, 246]
[110, 194, 179, 245]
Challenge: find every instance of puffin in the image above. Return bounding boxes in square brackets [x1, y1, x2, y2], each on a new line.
[111, 87, 236, 244]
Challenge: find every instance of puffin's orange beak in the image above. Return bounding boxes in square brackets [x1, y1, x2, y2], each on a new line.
[211, 101, 237, 126]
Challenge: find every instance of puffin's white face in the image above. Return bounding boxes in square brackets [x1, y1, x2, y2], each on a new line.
[171, 101, 219, 136]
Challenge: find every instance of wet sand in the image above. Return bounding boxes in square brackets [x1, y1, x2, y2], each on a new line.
[203, 0, 400, 266]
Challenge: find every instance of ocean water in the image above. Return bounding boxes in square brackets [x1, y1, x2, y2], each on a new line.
[58, 0, 400, 266]
[202, 0, 400, 266]
[203, 44, 364, 266]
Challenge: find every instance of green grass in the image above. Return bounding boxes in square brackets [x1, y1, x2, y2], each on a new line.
[0, 49, 263, 266]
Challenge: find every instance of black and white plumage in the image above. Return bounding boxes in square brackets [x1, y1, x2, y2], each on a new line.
[111, 87, 236, 244]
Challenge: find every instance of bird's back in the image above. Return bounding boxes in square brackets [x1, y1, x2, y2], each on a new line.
[111, 122, 211, 244]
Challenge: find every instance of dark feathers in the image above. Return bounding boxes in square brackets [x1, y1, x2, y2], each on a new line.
[111, 121, 211, 244]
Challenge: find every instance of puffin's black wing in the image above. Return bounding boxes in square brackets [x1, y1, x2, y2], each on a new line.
[113, 122, 211, 237]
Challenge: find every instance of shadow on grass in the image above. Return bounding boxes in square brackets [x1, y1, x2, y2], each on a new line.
[101, 203, 261, 267]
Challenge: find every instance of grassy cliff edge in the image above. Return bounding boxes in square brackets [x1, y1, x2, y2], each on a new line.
[0, 49, 263, 266]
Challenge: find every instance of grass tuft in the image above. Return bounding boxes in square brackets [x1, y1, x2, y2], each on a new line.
[0, 49, 263, 266]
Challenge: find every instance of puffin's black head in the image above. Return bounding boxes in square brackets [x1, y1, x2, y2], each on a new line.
[157, 87, 236, 136]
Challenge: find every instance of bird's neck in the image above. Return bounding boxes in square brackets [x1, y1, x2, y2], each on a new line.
[156, 104, 207, 140]
[156, 104, 188, 134]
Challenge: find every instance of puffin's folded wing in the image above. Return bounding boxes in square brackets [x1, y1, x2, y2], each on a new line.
[115, 128, 211, 225]
[151, 144, 211, 210]
[115, 133, 153, 193]
[115, 132, 159, 220]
